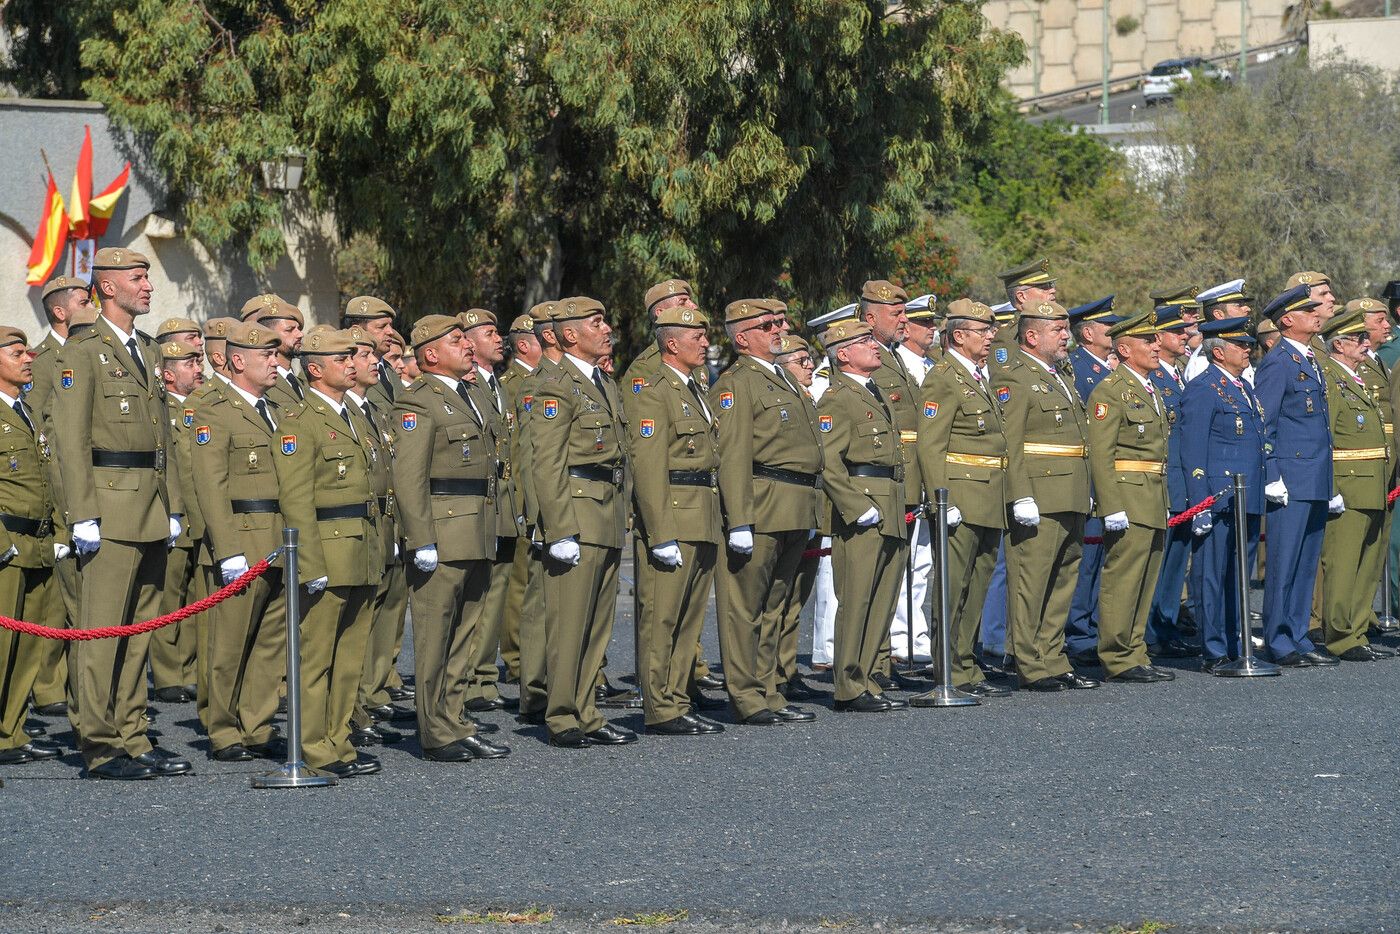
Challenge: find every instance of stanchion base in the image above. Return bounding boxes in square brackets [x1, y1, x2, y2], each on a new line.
[251, 761, 339, 788]
[1375, 614, 1399, 633]
[1213, 657, 1282, 678]
[893, 670, 933, 691]
[909, 686, 980, 707]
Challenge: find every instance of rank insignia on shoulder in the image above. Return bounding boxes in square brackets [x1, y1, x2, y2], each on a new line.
[995, 386, 1010, 403]
[995, 347, 1008, 364]
[542, 399, 559, 419]
[923, 401, 939, 418]
[632, 377, 646, 394]
[60, 369, 74, 389]
[819, 414, 832, 432]
[522, 395, 533, 412]
[195, 426, 211, 445]
[281, 434, 297, 455]
[183, 408, 195, 427]
[401, 413, 417, 431]
[1094, 402, 1108, 420]
[1192, 468, 1205, 478]
[719, 391, 734, 409]
[639, 419, 654, 438]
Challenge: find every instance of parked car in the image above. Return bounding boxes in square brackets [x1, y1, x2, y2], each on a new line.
[1142, 58, 1232, 104]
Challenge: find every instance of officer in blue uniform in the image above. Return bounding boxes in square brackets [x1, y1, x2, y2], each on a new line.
[1145, 305, 1200, 658]
[1064, 296, 1120, 664]
[1253, 285, 1338, 667]
[1179, 319, 1265, 671]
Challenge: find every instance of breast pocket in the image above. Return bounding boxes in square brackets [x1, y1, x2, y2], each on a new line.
[443, 423, 484, 466]
[231, 433, 271, 476]
[759, 393, 798, 431]
[321, 447, 356, 486]
[575, 412, 617, 451]
[101, 380, 137, 422]
[854, 421, 891, 456]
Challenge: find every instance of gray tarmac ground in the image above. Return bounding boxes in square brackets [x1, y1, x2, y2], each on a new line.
[3, 550, 1399, 934]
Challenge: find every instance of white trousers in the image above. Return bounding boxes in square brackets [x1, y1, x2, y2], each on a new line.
[888, 516, 932, 661]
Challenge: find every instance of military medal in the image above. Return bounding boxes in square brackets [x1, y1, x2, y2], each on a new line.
[1235, 416, 1244, 436]
[1054, 412, 1063, 425]
[462, 443, 471, 460]
[1137, 424, 1145, 435]
[1358, 414, 1366, 427]
[976, 416, 985, 432]
[119, 398, 130, 415]
[444, 404, 454, 414]
[595, 427, 605, 451]
[7, 455, 17, 472]
[337, 463, 347, 479]
[1305, 396, 1314, 413]
[779, 409, 789, 422]
[249, 451, 259, 469]
[98, 353, 108, 365]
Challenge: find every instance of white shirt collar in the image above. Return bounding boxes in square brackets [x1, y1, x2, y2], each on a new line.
[430, 373, 462, 392]
[48, 330, 66, 347]
[1284, 337, 1314, 357]
[947, 348, 981, 380]
[1122, 365, 1155, 392]
[516, 360, 535, 374]
[169, 391, 186, 404]
[743, 354, 781, 377]
[308, 386, 347, 414]
[1331, 357, 1361, 380]
[277, 365, 296, 379]
[476, 365, 495, 385]
[345, 389, 367, 408]
[1212, 363, 1245, 387]
[1080, 348, 1112, 369]
[0, 389, 19, 408]
[226, 380, 266, 410]
[104, 317, 137, 345]
[663, 362, 694, 384]
[1158, 359, 1179, 378]
[564, 353, 597, 381]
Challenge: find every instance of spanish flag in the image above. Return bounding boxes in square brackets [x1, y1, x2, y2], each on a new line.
[68, 125, 93, 240]
[88, 162, 130, 239]
[25, 173, 68, 286]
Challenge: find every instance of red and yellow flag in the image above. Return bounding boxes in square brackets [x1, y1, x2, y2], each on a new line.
[68, 125, 93, 240]
[88, 162, 130, 238]
[25, 173, 68, 286]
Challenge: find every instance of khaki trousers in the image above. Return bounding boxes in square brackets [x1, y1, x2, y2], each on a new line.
[1098, 525, 1164, 676]
[499, 535, 529, 680]
[1006, 512, 1082, 683]
[638, 540, 715, 725]
[1321, 507, 1385, 655]
[466, 538, 518, 703]
[31, 554, 74, 708]
[516, 547, 547, 718]
[0, 564, 52, 749]
[543, 543, 619, 736]
[832, 527, 905, 701]
[206, 568, 286, 750]
[716, 529, 805, 719]
[939, 521, 1001, 686]
[150, 543, 197, 689]
[354, 559, 406, 727]
[408, 559, 489, 750]
[300, 584, 373, 769]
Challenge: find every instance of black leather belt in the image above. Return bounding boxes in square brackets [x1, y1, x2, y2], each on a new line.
[569, 464, 624, 486]
[669, 469, 716, 487]
[0, 514, 51, 537]
[230, 499, 280, 514]
[92, 449, 156, 468]
[848, 464, 900, 481]
[316, 502, 373, 521]
[429, 478, 487, 496]
[752, 463, 822, 489]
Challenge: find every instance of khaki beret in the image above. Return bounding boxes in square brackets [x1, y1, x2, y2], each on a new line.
[1019, 300, 1068, 321]
[654, 306, 708, 329]
[507, 314, 535, 335]
[458, 308, 497, 330]
[347, 325, 378, 350]
[0, 327, 28, 350]
[410, 314, 462, 350]
[1345, 297, 1387, 315]
[156, 317, 201, 339]
[1255, 317, 1279, 337]
[860, 279, 908, 306]
[997, 258, 1054, 288]
[225, 321, 281, 351]
[821, 320, 874, 350]
[40, 276, 88, 301]
[1321, 309, 1366, 340]
[299, 328, 357, 356]
[1288, 270, 1331, 289]
[1108, 311, 1159, 339]
[385, 329, 407, 350]
[943, 298, 994, 325]
[343, 295, 395, 321]
[1149, 284, 1201, 307]
[92, 247, 149, 270]
[528, 301, 557, 323]
[160, 339, 200, 362]
[776, 334, 813, 357]
[724, 298, 786, 326]
[644, 279, 692, 314]
[241, 293, 305, 327]
[203, 316, 240, 340]
[552, 296, 606, 323]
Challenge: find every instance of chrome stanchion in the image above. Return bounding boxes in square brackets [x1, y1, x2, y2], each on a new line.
[253, 528, 338, 787]
[1216, 475, 1280, 678]
[911, 488, 979, 707]
[1378, 546, 1399, 632]
[903, 502, 921, 675]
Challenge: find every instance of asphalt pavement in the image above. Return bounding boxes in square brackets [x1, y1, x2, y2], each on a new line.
[3, 551, 1400, 933]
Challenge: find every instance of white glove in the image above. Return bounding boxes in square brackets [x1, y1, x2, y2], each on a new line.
[1265, 479, 1288, 506]
[727, 527, 754, 554]
[855, 506, 881, 527]
[394, 542, 400, 559]
[651, 540, 683, 567]
[0, 544, 16, 567]
[306, 576, 329, 594]
[1328, 493, 1345, 514]
[53, 542, 71, 562]
[548, 537, 581, 565]
[945, 506, 963, 528]
[72, 519, 100, 555]
[168, 516, 182, 547]
[220, 554, 249, 585]
[413, 545, 439, 572]
[1104, 511, 1130, 532]
[1012, 498, 1040, 527]
[1191, 512, 1213, 537]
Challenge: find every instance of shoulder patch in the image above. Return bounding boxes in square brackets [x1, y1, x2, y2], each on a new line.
[1094, 402, 1109, 420]
[632, 377, 647, 394]
[60, 369, 74, 389]
[638, 418, 654, 438]
[542, 399, 559, 419]
[818, 414, 832, 432]
[400, 412, 417, 431]
[281, 434, 297, 455]
[183, 407, 195, 427]
[195, 425, 210, 445]
[719, 391, 734, 409]
[923, 401, 939, 418]
[994, 347, 1008, 364]
[522, 394, 533, 412]
[995, 386, 1010, 404]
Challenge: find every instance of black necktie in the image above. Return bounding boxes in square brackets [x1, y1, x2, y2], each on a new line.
[125, 338, 147, 387]
[286, 370, 305, 400]
[592, 369, 612, 412]
[456, 381, 481, 424]
[12, 401, 32, 434]
[378, 362, 396, 401]
[488, 374, 503, 413]
[338, 405, 357, 438]
[866, 379, 892, 420]
[361, 400, 379, 434]
[687, 378, 710, 421]
[254, 398, 275, 433]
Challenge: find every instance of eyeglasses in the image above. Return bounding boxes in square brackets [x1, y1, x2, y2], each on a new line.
[957, 325, 994, 336]
[789, 355, 814, 367]
[747, 318, 781, 332]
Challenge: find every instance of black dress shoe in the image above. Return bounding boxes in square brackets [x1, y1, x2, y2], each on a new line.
[0, 746, 33, 764]
[739, 710, 780, 725]
[350, 725, 395, 747]
[464, 713, 499, 734]
[152, 686, 194, 703]
[211, 744, 255, 762]
[387, 686, 416, 701]
[246, 737, 289, 760]
[586, 723, 638, 745]
[88, 755, 157, 780]
[1105, 665, 1163, 684]
[349, 752, 382, 775]
[424, 735, 510, 760]
[1368, 644, 1397, 658]
[688, 691, 727, 711]
[1057, 671, 1100, 689]
[1307, 627, 1325, 646]
[681, 713, 724, 734]
[774, 704, 815, 722]
[956, 680, 1013, 698]
[870, 671, 896, 692]
[1022, 677, 1069, 692]
[464, 697, 504, 713]
[419, 739, 476, 761]
[1146, 665, 1176, 681]
[548, 728, 590, 748]
[1302, 649, 1340, 667]
[1339, 645, 1382, 662]
[647, 716, 702, 736]
[1069, 650, 1101, 667]
[517, 710, 546, 727]
[834, 691, 892, 713]
[135, 748, 193, 776]
[784, 676, 823, 701]
[31, 701, 67, 717]
[695, 673, 726, 690]
[26, 737, 61, 755]
[881, 694, 909, 709]
[24, 722, 46, 737]
[1274, 651, 1308, 667]
[1148, 639, 1201, 659]
[367, 703, 415, 722]
[1200, 656, 1230, 675]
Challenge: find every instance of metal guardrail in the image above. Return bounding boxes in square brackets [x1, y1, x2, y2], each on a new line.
[1016, 37, 1300, 114]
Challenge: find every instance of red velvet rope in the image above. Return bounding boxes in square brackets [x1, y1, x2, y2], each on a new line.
[1389, 486, 1400, 506]
[1167, 496, 1216, 527]
[0, 553, 279, 641]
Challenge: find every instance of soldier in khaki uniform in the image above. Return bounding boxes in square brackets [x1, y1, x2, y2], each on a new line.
[1087, 312, 1173, 683]
[817, 320, 909, 712]
[1318, 311, 1395, 660]
[630, 305, 725, 735]
[713, 298, 823, 725]
[155, 316, 204, 350]
[273, 328, 387, 777]
[150, 338, 205, 703]
[917, 299, 1010, 697]
[998, 301, 1098, 691]
[242, 294, 308, 409]
[27, 276, 97, 718]
[191, 323, 289, 760]
[532, 297, 638, 747]
[342, 296, 400, 408]
[497, 313, 542, 684]
[53, 247, 188, 780]
[1351, 297, 1397, 635]
[0, 327, 61, 764]
[392, 316, 510, 762]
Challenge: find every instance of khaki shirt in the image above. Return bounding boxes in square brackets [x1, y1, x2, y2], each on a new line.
[191, 387, 286, 565]
[1086, 367, 1169, 528]
[872, 343, 921, 506]
[917, 356, 1008, 529]
[0, 398, 55, 568]
[511, 357, 564, 537]
[999, 350, 1091, 514]
[630, 362, 721, 545]
[818, 371, 907, 539]
[1323, 356, 1390, 509]
[165, 394, 206, 548]
[468, 373, 521, 539]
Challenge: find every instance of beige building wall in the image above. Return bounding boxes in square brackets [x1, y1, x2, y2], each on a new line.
[985, 0, 1292, 98]
[1308, 17, 1400, 75]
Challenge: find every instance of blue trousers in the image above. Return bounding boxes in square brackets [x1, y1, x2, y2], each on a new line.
[1263, 498, 1325, 659]
[1065, 516, 1102, 654]
[980, 538, 1007, 656]
[1195, 511, 1261, 660]
[1147, 519, 1193, 647]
